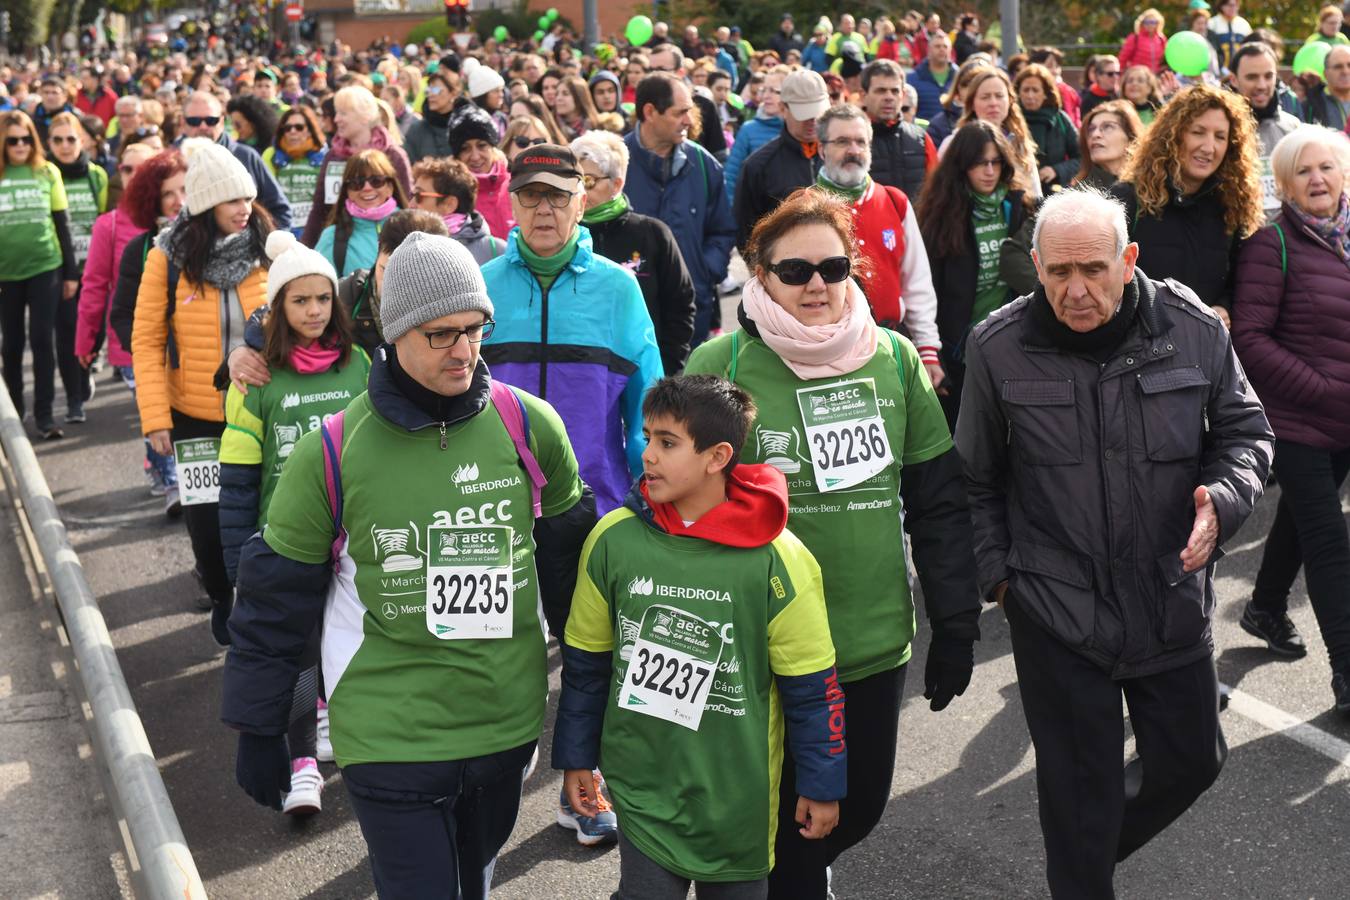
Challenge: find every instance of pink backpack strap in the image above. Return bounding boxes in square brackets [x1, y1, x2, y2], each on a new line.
[489, 380, 548, 518]
[319, 410, 347, 569]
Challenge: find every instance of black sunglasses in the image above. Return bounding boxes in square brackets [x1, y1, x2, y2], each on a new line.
[184, 115, 221, 127]
[767, 256, 852, 285]
[348, 175, 391, 190]
[512, 135, 547, 149]
[281, 122, 308, 134]
[5, 135, 33, 147]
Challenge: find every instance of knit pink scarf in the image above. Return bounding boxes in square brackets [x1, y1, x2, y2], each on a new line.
[346, 196, 399, 221]
[329, 125, 394, 161]
[741, 274, 878, 379]
[289, 342, 341, 374]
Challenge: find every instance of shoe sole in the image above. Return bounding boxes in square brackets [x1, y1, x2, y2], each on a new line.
[315, 746, 335, 763]
[283, 795, 321, 816]
[556, 810, 618, 846]
[1239, 615, 1308, 659]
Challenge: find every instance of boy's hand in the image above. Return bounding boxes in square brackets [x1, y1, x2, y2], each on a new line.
[795, 797, 839, 839]
[564, 768, 599, 817]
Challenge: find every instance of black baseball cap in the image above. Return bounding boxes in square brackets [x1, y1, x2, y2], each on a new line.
[508, 143, 583, 192]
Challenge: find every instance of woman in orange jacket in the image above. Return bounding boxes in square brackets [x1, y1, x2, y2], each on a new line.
[132, 139, 271, 616]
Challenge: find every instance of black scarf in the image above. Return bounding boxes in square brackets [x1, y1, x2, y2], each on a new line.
[1027, 277, 1140, 361]
[53, 152, 91, 180]
[386, 344, 489, 425]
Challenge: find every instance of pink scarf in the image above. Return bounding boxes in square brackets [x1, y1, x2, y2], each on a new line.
[444, 212, 468, 234]
[346, 196, 399, 221]
[289, 343, 341, 374]
[329, 125, 393, 161]
[741, 274, 878, 380]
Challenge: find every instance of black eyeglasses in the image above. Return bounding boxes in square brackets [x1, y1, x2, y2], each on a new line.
[348, 175, 391, 190]
[5, 135, 33, 147]
[421, 319, 495, 349]
[767, 256, 852, 285]
[513, 186, 576, 208]
[512, 135, 547, 149]
[184, 115, 221, 127]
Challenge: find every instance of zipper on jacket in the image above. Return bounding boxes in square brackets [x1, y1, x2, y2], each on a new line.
[439, 422, 447, 450]
[539, 280, 551, 399]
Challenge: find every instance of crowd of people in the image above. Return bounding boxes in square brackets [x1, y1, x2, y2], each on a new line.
[4, 3, 1350, 898]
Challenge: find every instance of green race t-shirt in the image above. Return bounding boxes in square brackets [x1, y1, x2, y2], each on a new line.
[262, 385, 584, 766]
[971, 189, 1010, 326]
[264, 147, 321, 234]
[566, 509, 835, 881]
[219, 350, 372, 523]
[0, 162, 67, 281]
[685, 329, 952, 681]
[61, 167, 107, 267]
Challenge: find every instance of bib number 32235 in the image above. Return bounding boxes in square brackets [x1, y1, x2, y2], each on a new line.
[795, 377, 893, 492]
[617, 605, 722, 731]
[174, 438, 220, 506]
[425, 525, 514, 640]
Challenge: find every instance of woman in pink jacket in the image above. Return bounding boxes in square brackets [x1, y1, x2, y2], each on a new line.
[1120, 9, 1168, 74]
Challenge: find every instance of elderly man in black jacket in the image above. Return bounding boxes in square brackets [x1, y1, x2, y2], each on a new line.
[956, 187, 1273, 900]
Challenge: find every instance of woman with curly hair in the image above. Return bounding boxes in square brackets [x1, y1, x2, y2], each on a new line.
[226, 93, 279, 152]
[1111, 85, 1263, 328]
[941, 67, 1042, 199]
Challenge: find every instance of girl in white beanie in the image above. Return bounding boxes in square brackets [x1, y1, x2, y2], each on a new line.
[217, 230, 371, 815]
[130, 137, 273, 620]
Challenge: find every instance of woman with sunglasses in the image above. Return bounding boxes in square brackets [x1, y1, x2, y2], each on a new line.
[47, 111, 108, 425]
[685, 188, 979, 900]
[449, 104, 514, 241]
[0, 110, 78, 440]
[264, 106, 327, 239]
[404, 69, 468, 164]
[918, 121, 1033, 428]
[1119, 8, 1168, 74]
[316, 149, 407, 278]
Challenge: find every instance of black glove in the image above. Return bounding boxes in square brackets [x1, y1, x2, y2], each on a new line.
[923, 634, 974, 712]
[236, 732, 290, 810]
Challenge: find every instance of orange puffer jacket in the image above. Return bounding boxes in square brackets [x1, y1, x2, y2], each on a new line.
[131, 246, 269, 435]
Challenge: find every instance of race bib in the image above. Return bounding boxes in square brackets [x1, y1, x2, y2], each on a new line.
[174, 438, 220, 505]
[617, 605, 722, 731]
[323, 161, 346, 204]
[290, 200, 313, 230]
[424, 525, 514, 639]
[72, 233, 92, 265]
[795, 378, 894, 492]
[1260, 157, 1279, 214]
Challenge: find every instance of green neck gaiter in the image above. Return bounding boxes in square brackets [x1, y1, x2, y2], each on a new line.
[816, 171, 870, 204]
[517, 227, 580, 290]
[582, 193, 629, 225]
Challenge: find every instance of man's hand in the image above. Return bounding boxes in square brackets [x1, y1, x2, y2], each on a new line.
[795, 797, 839, 839]
[147, 429, 172, 457]
[563, 768, 599, 817]
[1210, 305, 1231, 330]
[63, 280, 78, 300]
[228, 346, 270, 395]
[924, 360, 947, 395]
[993, 581, 1008, 609]
[1181, 485, 1219, 573]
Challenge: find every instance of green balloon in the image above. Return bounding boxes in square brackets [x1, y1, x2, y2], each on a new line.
[546, 7, 559, 21]
[534, 30, 545, 41]
[1163, 31, 1211, 77]
[727, 93, 745, 110]
[538, 15, 550, 29]
[1293, 41, 1331, 78]
[625, 15, 653, 47]
[493, 25, 509, 42]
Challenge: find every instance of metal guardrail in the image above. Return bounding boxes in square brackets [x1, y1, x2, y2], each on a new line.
[0, 388, 205, 899]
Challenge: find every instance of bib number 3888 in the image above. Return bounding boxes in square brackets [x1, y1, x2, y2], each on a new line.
[424, 525, 514, 640]
[174, 438, 220, 506]
[795, 377, 893, 492]
[617, 605, 722, 731]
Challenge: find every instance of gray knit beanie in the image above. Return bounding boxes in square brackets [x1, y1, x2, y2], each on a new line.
[381, 232, 494, 342]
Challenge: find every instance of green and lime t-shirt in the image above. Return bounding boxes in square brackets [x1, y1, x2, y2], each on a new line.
[61, 165, 107, 267]
[685, 329, 952, 682]
[566, 509, 835, 881]
[219, 351, 372, 524]
[261, 386, 584, 766]
[264, 147, 321, 236]
[0, 162, 68, 281]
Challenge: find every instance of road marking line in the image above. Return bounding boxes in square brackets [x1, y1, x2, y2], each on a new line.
[1221, 683, 1350, 770]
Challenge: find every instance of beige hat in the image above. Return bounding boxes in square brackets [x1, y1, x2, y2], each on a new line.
[780, 69, 830, 121]
[182, 139, 257, 216]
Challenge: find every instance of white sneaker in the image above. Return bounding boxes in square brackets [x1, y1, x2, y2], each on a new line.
[315, 699, 334, 762]
[282, 757, 322, 816]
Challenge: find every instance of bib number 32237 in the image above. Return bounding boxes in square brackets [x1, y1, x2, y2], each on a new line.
[174, 438, 220, 506]
[795, 377, 893, 492]
[425, 525, 514, 640]
[617, 605, 722, 731]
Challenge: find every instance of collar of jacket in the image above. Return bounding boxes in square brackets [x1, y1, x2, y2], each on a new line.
[1021, 269, 1172, 350]
[367, 344, 491, 431]
[629, 125, 690, 182]
[1170, 175, 1221, 208]
[502, 223, 596, 275]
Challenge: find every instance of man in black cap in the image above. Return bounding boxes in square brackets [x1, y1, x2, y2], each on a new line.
[768, 13, 804, 61]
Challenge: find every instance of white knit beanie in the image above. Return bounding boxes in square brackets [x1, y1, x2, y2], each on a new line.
[264, 231, 339, 308]
[183, 139, 257, 215]
[381, 232, 493, 342]
[467, 64, 505, 99]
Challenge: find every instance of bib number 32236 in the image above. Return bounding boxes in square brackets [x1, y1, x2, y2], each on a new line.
[174, 438, 220, 506]
[425, 525, 514, 640]
[617, 605, 722, 731]
[795, 377, 893, 492]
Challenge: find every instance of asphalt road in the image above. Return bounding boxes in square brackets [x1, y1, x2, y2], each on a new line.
[25, 355, 1350, 900]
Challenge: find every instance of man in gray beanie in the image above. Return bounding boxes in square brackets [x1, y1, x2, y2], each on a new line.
[222, 230, 597, 896]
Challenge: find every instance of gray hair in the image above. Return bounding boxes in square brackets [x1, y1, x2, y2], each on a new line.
[903, 82, 918, 108]
[1270, 124, 1350, 204]
[1031, 186, 1129, 261]
[115, 95, 142, 114]
[571, 130, 629, 181]
[817, 103, 870, 143]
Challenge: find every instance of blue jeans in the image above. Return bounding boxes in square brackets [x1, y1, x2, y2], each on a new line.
[118, 366, 176, 486]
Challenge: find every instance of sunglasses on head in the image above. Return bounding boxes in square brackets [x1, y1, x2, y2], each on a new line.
[767, 256, 852, 285]
[6, 135, 33, 147]
[512, 135, 548, 149]
[348, 175, 391, 190]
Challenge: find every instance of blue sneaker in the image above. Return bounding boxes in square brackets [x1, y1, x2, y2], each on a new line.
[557, 772, 618, 846]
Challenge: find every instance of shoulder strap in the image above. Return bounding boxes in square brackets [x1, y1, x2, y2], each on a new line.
[489, 380, 548, 518]
[729, 330, 741, 382]
[1272, 221, 1287, 275]
[334, 226, 350, 277]
[693, 144, 710, 205]
[885, 329, 904, 389]
[320, 409, 348, 568]
[165, 254, 182, 369]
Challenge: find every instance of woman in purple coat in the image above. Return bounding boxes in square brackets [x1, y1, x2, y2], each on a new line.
[1232, 125, 1350, 716]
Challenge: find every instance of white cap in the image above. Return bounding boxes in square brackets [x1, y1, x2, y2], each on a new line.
[468, 64, 505, 99]
[264, 231, 339, 309]
[182, 139, 257, 216]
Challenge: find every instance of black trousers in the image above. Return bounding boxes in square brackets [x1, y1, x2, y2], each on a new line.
[1006, 598, 1226, 900]
[1250, 439, 1350, 672]
[767, 664, 907, 900]
[169, 410, 231, 604]
[0, 267, 60, 423]
[54, 285, 89, 408]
